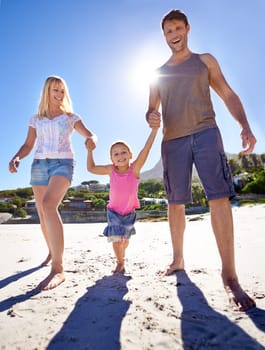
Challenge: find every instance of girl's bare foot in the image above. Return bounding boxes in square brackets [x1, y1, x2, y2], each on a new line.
[112, 262, 125, 274]
[41, 253, 51, 266]
[224, 278, 256, 311]
[37, 270, 65, 290]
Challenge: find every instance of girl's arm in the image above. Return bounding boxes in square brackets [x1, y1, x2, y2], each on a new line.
[132, 126, 160, 178]
[9, 126, 36, 173]
[86, 142, 112, 176]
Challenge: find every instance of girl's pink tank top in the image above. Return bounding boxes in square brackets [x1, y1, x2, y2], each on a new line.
[107, 164, 140, 215]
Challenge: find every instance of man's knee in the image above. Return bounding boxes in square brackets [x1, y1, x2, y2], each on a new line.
[208, 197, 230, 210]
[168, 203, 185, 214]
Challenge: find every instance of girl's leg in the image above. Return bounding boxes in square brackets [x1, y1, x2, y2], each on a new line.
[34, 175, 70, 290]
[112, 239, 129, 273]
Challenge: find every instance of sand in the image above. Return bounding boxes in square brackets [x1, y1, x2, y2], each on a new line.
[0, 205, 265, 350]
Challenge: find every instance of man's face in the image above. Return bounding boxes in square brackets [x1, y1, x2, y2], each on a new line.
[163, 19, 190, 53]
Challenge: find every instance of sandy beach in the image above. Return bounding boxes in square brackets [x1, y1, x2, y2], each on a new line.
[0, 204, 265, 350]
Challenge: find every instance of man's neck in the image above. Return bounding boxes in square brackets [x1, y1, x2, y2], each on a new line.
[168, 49, 192, 65]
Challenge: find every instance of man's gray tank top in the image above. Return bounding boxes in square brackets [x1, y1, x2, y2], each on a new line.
[156, 53, 217, 141]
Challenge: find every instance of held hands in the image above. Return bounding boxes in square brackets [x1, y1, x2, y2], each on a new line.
[85, 134, 97, 151]
[240, 128, 257, 154]
[147, 110, 161, 129]
[9, 157, 20, 173]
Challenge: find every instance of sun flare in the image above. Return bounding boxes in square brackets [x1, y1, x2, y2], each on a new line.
[131, 61, 158, 88]
[129, 54, 161, 94]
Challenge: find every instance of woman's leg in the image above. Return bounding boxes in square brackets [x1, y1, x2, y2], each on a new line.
[35, 175, 70, 290]
[32, 186, 52, 266]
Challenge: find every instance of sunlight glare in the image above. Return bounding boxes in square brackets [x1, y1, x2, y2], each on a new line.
[130, 58, 159, 94]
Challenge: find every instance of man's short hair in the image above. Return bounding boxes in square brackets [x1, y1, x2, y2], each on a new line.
[161, 9, 189, 30]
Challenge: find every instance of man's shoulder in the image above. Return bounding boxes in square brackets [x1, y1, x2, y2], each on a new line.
[198, 53, 216, 61]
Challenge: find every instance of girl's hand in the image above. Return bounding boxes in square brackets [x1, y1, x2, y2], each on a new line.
[147, 110, 161, 128]
[85, 136, 97, 151]
[9, 157, 20, 173]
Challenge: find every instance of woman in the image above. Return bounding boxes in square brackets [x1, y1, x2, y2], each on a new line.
[9, 75, 96, 290]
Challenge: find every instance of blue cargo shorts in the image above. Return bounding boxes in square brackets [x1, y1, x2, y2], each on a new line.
[161, 127, 235, 204]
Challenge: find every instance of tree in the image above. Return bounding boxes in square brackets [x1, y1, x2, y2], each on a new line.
[241, 170, 265, 195]
[92, 198, 106, 209]
[228, 158, 240, 175]
[191, 182, 207, 206]
[139, 180, 164, 198]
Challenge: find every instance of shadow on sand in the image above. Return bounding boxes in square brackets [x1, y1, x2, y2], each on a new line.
[0, 265, 42, 290]
[0, 266, 42, 312]
[176, 270, 265, 349]
[47, 273, 132, 350]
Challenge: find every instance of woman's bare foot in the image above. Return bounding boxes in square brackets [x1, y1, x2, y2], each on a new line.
[112, 262, 125, 274]
[37, 270, 65, 291]
[158, 258, 185, 276]
[224, 278, 256, 311]
[41, 253, 51, 266]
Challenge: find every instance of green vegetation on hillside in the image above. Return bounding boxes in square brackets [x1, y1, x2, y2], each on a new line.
[1, 153, 264, 217]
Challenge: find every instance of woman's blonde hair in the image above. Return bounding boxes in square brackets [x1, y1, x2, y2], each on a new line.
[37, 75, 74, 117]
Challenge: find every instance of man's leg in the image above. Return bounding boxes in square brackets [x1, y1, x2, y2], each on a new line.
[209, 197, 256, 311]
[161, 203, 185, 275]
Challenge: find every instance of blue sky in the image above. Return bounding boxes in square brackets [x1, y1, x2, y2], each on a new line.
[1, 0, 264, 190]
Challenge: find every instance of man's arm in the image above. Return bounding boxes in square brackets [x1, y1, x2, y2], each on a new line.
[200, 53, 257, 154]
[145, 83, 161, 128]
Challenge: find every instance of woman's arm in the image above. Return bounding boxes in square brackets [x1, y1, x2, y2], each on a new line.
[9, 126, 36, 173]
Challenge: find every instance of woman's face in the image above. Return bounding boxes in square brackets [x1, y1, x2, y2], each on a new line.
[49, 81, 65, 108]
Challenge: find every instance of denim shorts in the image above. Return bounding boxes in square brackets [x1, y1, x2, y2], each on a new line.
[161, 127, 235, 204]
[30, 158, 74, 186]
[103, 209, 136, 242]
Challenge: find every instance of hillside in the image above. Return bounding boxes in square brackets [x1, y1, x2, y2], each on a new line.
[140, 157, 201, 181]
[140, 153, 264, 181]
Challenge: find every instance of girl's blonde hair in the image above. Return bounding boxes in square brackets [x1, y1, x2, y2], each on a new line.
[110, 140, 133, 156]
[37, 75, 74, 117]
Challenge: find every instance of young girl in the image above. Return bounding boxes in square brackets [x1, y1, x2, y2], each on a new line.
[9, 76, 96, 290]
[86, 125, 160, 273]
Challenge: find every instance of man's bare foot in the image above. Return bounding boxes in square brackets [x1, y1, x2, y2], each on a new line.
[158, 259, 185, 276]
[112, 263, 125, 274]
[37, 271, 65, 291]
[224, 278, 256, 311]
[41, 253, 51, 266]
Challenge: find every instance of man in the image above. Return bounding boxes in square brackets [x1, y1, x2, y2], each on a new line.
[146, 9, 256, 311]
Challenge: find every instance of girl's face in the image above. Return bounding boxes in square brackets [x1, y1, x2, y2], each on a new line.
[49, 81, 65, 108]
[110, 144, 132, 168]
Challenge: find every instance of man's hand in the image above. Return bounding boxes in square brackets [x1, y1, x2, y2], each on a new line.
[240, 128, 257, 154]
[146, 110, 161, 128]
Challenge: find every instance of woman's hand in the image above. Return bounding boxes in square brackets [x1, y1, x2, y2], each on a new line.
[9, 157, 20, 173]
